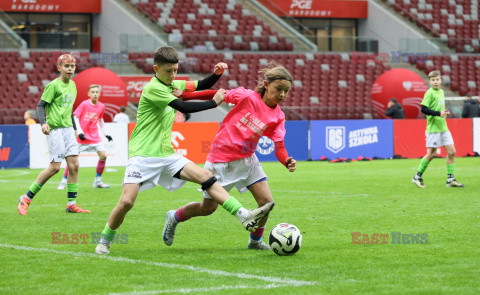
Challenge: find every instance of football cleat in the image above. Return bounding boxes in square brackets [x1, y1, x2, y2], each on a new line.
[93, 180, 110, 188]
[17, 195, 31, 215]
[95, 243, 110, 254]
[162, 210, 178, 246]
[242, 201, 275, 233]
[248, 239, 271, 250]
[411, 178, 426, 188]
[446, 179, 464, 187]
[66, 204, 91, 213]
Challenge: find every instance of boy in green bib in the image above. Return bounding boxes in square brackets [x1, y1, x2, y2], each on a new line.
[412, 70, 464, 188]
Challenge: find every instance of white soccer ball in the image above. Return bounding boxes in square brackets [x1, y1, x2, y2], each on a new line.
[269, 223, 302, 256]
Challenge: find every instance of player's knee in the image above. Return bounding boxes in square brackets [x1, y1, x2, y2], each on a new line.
[199, 169, 213, 181]
[201, 175, 217, 191]
[50, 163, 61, 174]
[447, 149, 456, 157]
[68, 161, 80, 172]
[120, 198, 135, 211]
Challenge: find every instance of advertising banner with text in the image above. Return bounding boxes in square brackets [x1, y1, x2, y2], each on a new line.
[0, 0, 101, 13]
[311, 120, 393, 160]
[0, 125, 29, 169]
[258, 0, 367, 18]
[394, 119, 473, 158]
[255, 121, 309, 162]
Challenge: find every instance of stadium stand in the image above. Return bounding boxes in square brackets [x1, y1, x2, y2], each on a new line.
[128, 0, 294, 51]
[128, 51, 391, 120]
[383, 0, 480, 53]
[0, 51, 103, 124]
[411, 54, 480, 95]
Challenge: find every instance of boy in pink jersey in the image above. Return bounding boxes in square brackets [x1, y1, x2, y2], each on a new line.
[163, 62, 297, 249]
[58, 84, 113, 190]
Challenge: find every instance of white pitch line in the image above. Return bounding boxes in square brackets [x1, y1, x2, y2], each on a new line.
[0, 170, 30, 178]
[109, 283, 291, 295]
[0, 243, 317, 287]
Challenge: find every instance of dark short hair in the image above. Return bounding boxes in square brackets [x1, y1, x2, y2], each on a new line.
[154, 46, 179, 66]
[120, 106, 126, 112]
[465, 93, 472, 98]
[390, 98, 397, 103]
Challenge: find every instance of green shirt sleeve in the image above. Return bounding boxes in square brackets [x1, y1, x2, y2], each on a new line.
[40, 82, 55, 104]
[421, 89, 431, 107]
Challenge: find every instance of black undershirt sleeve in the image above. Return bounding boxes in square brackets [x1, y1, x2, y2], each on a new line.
[168, 99, 217, 113]
[37, 99, 47, 125]
[196, 73, 221, 90]
[421, 105, 441, 116]
[71, 112, 77, 130]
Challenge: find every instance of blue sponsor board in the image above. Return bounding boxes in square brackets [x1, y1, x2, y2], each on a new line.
[0, 125, 29, 168]
[310, 120, 393, 160]
[255, 121, 309, 162]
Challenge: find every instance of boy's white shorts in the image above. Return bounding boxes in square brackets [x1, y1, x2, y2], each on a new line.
[47, 127, 78, 163]
[203, 154, 267, 199]
[426, 131, 454, 148]
[123, 154, 192, 192]
[78, 142, 106, 153]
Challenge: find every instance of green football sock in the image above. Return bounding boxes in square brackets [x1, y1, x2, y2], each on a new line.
[67, 183, 78, 202]
[222, 196, 242, 215]
[101, 223, 117, 242]
[417, 158, 430, 174]
[447, 164, 454, 175]
[29, 182, 42, 194]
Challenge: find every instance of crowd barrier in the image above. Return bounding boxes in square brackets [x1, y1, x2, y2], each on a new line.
[1, 119, 478, 169]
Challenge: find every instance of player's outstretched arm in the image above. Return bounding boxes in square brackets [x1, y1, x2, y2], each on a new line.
[180, 90, 218, 101]
[168, 89, 225, 113]
[196, 62, 228, 90]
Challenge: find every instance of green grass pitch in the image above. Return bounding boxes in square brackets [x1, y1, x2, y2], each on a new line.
[1, 158, 479, 294]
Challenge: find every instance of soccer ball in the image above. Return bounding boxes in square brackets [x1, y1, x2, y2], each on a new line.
[269, 223, 302, 256]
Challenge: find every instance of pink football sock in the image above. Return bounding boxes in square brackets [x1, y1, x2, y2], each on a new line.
[175, 206, 190, 222]
[251, 226, 266, 240]
[96, 160, 106, 176]
[63, 166, 69, 178]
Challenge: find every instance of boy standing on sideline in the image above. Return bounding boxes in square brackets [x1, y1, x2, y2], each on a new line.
[58, 84, 113, 190]
[95, 46, 274, 255]
[18, 54, 90, 215]
[412, 70, 464, 188]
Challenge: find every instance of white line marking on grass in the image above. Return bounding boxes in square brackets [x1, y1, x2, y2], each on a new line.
[109, 283, 291, 295]
[0, 170, 30, 178]
[0, 243, 317, 288]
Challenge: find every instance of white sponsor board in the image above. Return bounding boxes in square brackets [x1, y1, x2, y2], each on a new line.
[474, 118, 480, 153]
[29, 123, 128, 169]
